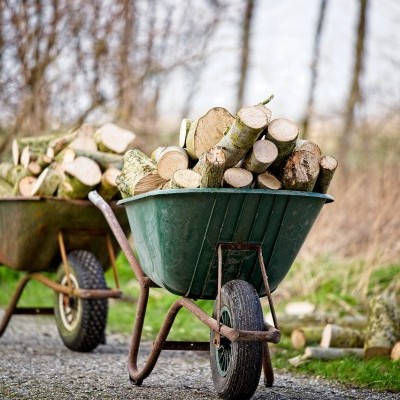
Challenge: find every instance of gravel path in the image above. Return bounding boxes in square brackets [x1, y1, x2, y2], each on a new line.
[0, 311, 398, 400]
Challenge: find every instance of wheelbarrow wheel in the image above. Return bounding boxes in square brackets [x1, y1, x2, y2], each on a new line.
[54, 250, 108, 352]
[210, 279, 264, 400]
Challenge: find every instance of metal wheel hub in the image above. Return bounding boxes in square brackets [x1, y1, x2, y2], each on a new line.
[215, 306, 232, 377]
[58, 274, 82, 331]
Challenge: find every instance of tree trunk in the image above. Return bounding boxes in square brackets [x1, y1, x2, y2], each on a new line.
[169, 169, 201, 189]
[302, 0, 329, 139]
[153, 146, 189, 180]
[255, 171, 281, 190]
[116, 149, 166, 197]
[242, 140, 278, 174]
[320, 323, 364, 348]
[364, 292, 399, 359]
[193, 146, 226, 188]
[339, 0, 369, 173]
[223, 167, 253, 188]
[291, 326, 324, 349]
[186, 107, 235, 160]
[282, 150, 320, 191]
[217, 105, 268, 168]
[236, 0, 256, 110]
[313, 155, 338, 194]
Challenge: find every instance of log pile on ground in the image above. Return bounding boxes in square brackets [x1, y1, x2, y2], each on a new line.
[0, 123, 136, 200]
[115, 98, 338, 198]
[280, 293, 400, 367]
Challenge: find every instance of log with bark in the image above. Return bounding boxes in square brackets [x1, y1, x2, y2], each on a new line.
[291, 326, 324, 349]
[73, 149, 123, 170]
[281, 150, 320, 191]
[186, 107, 235, 160]
[58, 157, 102, 199]
[193, 146, 226, 188]
[215, 105, 269, 168]
[94, 123, 136, 154]
[98, 167, 121, 201]
[320, 323, 364, 348]
[242, 140, 278, 174]
[153, 146, 190, 180]
[31, 167, 63, 197]
[116, 149, 166, 197]
[364, 292, 399, 359]
[313, 155, 338, 194]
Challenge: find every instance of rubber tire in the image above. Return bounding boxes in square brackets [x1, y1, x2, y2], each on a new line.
[54, 250, 108, 352]
[210, 280, 264, 400]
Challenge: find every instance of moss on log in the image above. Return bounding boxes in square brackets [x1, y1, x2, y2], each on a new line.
[320, 324, 364, 348]
[193, 146, 226, 188]
[73, 149, 123, 170]
[32, 167, 63, 197]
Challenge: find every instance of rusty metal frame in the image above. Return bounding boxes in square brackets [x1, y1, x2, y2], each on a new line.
[88, 190, 281, 386]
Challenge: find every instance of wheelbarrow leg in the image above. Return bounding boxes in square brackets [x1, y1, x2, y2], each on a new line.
[263, 342, 274, 387]
[0, 273, 31, 338]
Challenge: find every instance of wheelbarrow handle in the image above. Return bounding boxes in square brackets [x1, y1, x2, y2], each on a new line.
[88, 191, 145, 285]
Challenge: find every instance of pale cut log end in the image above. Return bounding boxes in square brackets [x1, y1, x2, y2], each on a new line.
[170, 169, 201, 189]
[19, 176, 37, 197]
[95, 123, 136, 154]
[238, 106, 268, 130]
[291, 329, 307, 349]
[321, 155, 338, 171]
[157, 147, 189, 180]
[12, 139, 19, 166]
[268, 118, 299, 143]
[320, 324, 334, 348]
[223, 168, 253, 188]
[391, 342, 400, 361]
[20, 146, 30, 169]
[63, 156, 102, 186]
[256, 172, 281, 190]
[295, 139, 321, 159]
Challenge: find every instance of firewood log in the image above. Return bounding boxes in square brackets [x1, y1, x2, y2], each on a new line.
[47, 130, 78, 156]
[18, 176, 38, 196]
[193, 146, 226, 188]
[265, 118, 299, 170]
[179, 118, 192, 148]
[69, 135, 98, 153]
[291, 326, 324, 349]
[313, 155, 338, 194]
[391, 342, 400, 361]
[94, 123, 136, 154]
[0, 163, 14, 183]
[295, 139, 322, 159]
[186, 107, 235, 160]
[12, 136, 57, 165]
[5, 165, 30, 186]
[255, 105, 272, 125]
[320, 323, 364, 348]
[55, 148, 76, 164]
[32, 167, 63, 197]
[98, 167, 121, 201]
[223, 167, 253, 188]
[364, 292, 399, 359]
[0, 178, 14, 196]
[282, 150, 320, 191]
[217, 106, 269, 168]
[20, 146, 31, 169]
[73, 149, 123, 170]
[57, 156, 102, 199]
[255, 171, 281, 190]
[116, 149, 166, 197]
[242, 140, 278, 174]
[153, 146, 190, 180]
[27, 161, 42, 176]
[169, 169, 201, 189]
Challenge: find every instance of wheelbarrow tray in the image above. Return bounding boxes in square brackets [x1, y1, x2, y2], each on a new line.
[120, 188, 333, 300]
[0, 196, 130, 272]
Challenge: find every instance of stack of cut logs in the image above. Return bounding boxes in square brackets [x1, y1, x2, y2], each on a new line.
[116, 100, 338, 198]
[0, 123, 136, 201]
[278, 293, 400, 366]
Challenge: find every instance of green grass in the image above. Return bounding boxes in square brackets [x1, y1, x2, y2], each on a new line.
[1, 256, 399, 392]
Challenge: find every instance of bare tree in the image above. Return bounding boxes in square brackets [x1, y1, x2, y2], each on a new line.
[302, 0, 329, 139]
[339, 0, 369, 172]
[236, 0, 256, 111]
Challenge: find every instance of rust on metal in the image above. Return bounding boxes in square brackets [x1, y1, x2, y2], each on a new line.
[161, 341, 209, 351]
[106, 233, 120, 289]
[58, 231, 73, 293]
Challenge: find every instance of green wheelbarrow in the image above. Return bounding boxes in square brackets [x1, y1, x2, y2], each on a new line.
[89, 188, 333, 400]
[0, 196, 130, 352]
